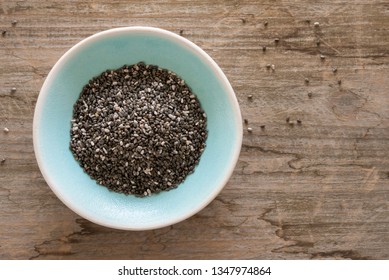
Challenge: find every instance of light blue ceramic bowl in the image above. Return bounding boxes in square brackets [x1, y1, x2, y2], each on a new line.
[33, 27, 242, 230]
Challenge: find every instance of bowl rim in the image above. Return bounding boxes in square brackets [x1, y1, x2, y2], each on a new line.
[33, 26, 243, 230]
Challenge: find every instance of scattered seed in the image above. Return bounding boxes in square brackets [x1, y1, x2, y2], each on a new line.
[1, 30, 7, 36]
[11, 87, 16, 93]
[0, 158, 5, 164]
[248, 94, 253, 100]
[247, 127, 253, 133]
[262, 46, 267, 52]
[260, 125, 265, 129]
[314, 22, 320, 27]
[320, 54, 326, 60]
[297, 119, 302, 125]
[286, 117, 290, 123]
[271, 64, 275, 71]
[244, 119, 248, 124]
[241, 18, 247, 24]
[12, 20, 18, 26]
[305, 19, 311, 24]
[266, 64, 271, 69]
[4, 127, 9, 133]
[316, 40, 321, 46]
[264, 21, 268, 27]
[305, 78, 310, 84]
[308, 92, 313, 98]
[332, 67, 338, 73]
[288, 121, 295, 126]
[274, 38, 280, 43]
[179, 29, 183, 36]
[338, 79, 342, 85]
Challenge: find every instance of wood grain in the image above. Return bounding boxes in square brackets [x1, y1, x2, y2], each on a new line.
[1, 0, 389, 259]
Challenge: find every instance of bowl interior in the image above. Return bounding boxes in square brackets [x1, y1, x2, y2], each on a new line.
[34, 27, 242, 230]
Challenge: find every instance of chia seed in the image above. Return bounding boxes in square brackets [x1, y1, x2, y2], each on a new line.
[70, 62, 208, 197]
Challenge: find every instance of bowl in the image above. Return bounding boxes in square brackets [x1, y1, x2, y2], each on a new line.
[33, 26, 242, 230]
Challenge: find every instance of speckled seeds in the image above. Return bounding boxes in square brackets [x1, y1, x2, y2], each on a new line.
[70, 63, 207, 196]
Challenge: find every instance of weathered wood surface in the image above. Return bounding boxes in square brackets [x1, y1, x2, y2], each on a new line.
[1, 0, 389, 260]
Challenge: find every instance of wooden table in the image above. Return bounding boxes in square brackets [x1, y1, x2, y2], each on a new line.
[1, 0, 388, 260]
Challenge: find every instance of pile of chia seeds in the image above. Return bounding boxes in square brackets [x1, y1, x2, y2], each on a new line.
[70, 62, 207, 197]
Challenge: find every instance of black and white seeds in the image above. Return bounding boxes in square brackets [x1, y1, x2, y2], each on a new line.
[70, 62, 208, 197]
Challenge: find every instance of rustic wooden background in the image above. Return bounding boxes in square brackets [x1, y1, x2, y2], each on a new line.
[1, 0, 388, 260]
